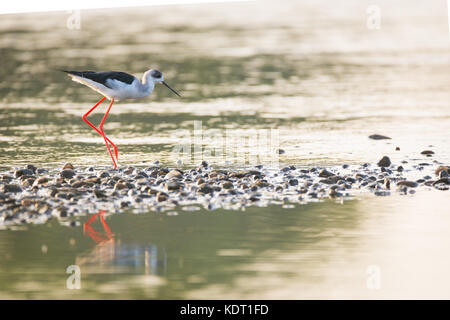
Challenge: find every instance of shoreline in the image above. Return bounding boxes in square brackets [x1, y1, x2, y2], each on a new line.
[0, 155, 449, 228]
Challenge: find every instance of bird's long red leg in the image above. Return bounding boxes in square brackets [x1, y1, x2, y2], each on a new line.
[99, 98, 117, 169]
[82, 96, 118, 161]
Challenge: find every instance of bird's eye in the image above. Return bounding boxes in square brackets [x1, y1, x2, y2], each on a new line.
[151, 70, 162, 78]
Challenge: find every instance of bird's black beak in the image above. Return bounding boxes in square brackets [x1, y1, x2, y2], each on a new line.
[162, 81, 181, 97]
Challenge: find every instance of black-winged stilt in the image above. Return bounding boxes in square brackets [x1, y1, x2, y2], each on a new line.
[63, 69, 181, 169]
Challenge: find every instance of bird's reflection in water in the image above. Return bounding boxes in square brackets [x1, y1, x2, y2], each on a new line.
[76, 210, 167, 276]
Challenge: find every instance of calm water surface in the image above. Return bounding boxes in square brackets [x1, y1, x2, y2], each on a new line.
[0, 0, 449, 298]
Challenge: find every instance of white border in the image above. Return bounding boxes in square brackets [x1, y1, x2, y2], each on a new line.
[0, 0, 252, 15]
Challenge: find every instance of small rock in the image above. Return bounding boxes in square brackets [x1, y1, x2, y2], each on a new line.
[395, 147, 400, 151]
[62, 163, 74, 170]
[277, 149, 285, 154]
[377, 156, 391, 167]
[21, 198, 33, 206]
[71, 181, 84, 188]
[93, 189, 107, 198]
[60, 169, 75, 179]
[1, 184, 22, 193]
[14, 169, 34, 178]
[165, 169, 183, 179]
[97, 171, 110, 178]
[124, 167, 135, 175]
[433, 178, 450, 186]
[421, 150, 434, 155]
[439, 170, 449, 179]
[384, 178, 390, 189]
[369, 134, 391, 140]
[318, 169, 335, 178]
[36, 168, 48, 174]
[165, 180, 181, 191]
[26, 164, 37, 173]
[33, 176, 49, 186]
[329, 189, 341, 198]
[435, 166, 449, 176]
[222, 181, 233, 189]
[198, 184, 213, 194]
[397, 180, 418, 188]
[156, 191, 168, 202]
[114, 182, 128, 190]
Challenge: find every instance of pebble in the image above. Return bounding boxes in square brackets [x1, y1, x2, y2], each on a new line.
[156, 192, 168, 202]
[439, 170, 449, 179]
[62, 163, 74, 170]
[369, 134, 391, 140]
[1, 184, 22, 193]
[97, 171, 110, 178]
[222, 181, 233, 189]
[33, 176, 49, 186]
[165, 180, 181, 191]
[421, 150, 434, 155]
[397, 181, 418, 188]
[60, 170, 75, 179]
[377, 156, 391, 167]
[318, 169, 335, 178]
[435, 166, 449, 176]
[14, 169, 34, 178]
[165, 169, 183, 179]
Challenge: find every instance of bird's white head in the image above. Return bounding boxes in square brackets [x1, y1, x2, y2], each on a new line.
[143, 69, 181, 97]
[144, 69, 164, 83]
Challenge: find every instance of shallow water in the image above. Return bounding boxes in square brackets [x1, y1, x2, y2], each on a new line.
[0, 0, 449, 298]
[1, 192, 450, 299]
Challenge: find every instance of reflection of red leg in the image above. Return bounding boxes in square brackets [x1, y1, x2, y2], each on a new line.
[84, 224, 107, 244]
[99, 98, 117, 169]
[83, 210, 113, 243]
[99, 213, 112, 237]
[82, 97, 118, 161]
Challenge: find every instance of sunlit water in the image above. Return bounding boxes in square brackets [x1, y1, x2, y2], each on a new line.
[0, 0, 449, 298]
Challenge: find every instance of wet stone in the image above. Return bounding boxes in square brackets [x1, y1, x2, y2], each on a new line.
[198, 184, 214, 194]
[222, 181, 233, 189]
[14, 169, 34, 178]
[60, 169, 75, 179]
[435, 166, 449, 176]
[97, 171, 110, 178]
[439, 170, 449, 179]
[165, 169, 183, 179]
[397, 181, 418, 188]
[377, 156, 391, 168]
[369, 134, 391, 140]
[62, 163, 74, 170]
[318, 169, 335, 178]
[26, 164, 37, 173]
[156, 192, 168, 202]
[93, 190, 107, 198]
[1, 184, 22, 193]
[165, 180, 181, 191]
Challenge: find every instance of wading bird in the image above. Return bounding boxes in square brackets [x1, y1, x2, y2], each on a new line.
[63, 69, 181, 168]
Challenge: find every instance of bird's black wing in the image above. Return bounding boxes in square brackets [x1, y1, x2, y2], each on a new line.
[62, 70, 135, 89]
